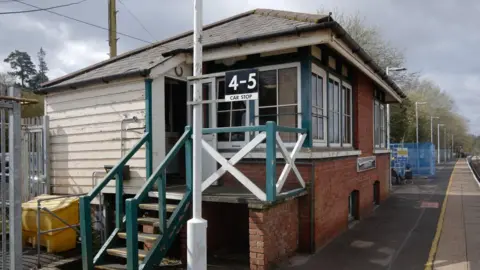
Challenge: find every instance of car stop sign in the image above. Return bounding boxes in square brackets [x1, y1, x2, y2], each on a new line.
[225, 68, 259, 101]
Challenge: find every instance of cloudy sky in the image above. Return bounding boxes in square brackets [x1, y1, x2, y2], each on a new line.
[0, 0, 478, 133]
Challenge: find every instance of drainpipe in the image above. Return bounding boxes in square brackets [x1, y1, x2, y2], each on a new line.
[309, 160, 316, 253]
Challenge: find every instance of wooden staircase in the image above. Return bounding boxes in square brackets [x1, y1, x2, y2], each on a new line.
[79, 128, 193, 270]
[94, 192, 190, 270]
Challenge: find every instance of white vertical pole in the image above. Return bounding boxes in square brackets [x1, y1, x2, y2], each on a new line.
[444, 128, 447, 162]
[187, 0, 207, 269]
[430, 117, 433, 144]
[9, 86, 22, 269]
[452, 134, 454, 159]
[415, 102, 419, 172]
[437, 124, 441, 164]
[387, 104, 391, 191]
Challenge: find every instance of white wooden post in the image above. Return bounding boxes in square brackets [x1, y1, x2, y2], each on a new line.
[187, 0, 207, 269]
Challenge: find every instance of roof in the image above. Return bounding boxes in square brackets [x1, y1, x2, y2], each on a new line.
[38, 9, 405, 98]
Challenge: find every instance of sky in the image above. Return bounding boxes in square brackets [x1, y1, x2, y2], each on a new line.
[0, 0, 479, 133]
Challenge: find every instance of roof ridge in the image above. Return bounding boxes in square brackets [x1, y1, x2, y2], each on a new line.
[43, 9, 257, 88]
[253, 8, 329, 23]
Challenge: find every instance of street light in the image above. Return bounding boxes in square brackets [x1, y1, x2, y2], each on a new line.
[386, 67, 407, 76]
[415, 101, 427, 172]
[386, 67, 406, 190]
[444, 128, 447, 162]
[430, 116, 439, 144]
[437, 123, 444, 163]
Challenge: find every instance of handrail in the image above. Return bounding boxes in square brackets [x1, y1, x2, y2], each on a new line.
[201, 125, 307, 135]
[87, 132, 149, 199]
[276, 126, 307, 134]
[125, 127, 192, 270]
[133, 128, 192, 203]
[80, 132, 149, 270]
[203, 125, 266, 134]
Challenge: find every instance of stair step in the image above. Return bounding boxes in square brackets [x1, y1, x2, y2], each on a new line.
[118, 232, 160, 243]
[149, 191, 184, 201]
[137, 217, 160, 227]
[106, 247, 147, 260]
[139, 203, 177, 212]
[95, 264, 127, 270]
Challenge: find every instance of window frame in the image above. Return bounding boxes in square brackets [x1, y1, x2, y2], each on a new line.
[327, 74, 342, 147]
[311, 64, 328, 146]
[342, 81, 353, 148]
[254, 62, 302, 145]
[373, 98, 387, 149]
[206, 62, 301, 149]
[215, 78, 251, 149]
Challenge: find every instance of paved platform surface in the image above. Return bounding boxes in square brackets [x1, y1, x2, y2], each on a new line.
[281, 161, 457, 270]
[432, 160, 480, 270]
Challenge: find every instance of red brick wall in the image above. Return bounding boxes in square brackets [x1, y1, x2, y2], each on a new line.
[313, 154, 389, 249]
[355, 72, 375, 156]
[249, 199, 299, 270]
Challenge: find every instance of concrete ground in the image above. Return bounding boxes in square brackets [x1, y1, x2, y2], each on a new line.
[432, 160, 480, 270]
[281, 161, 457, 270]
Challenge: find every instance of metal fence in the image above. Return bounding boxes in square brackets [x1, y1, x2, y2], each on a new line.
[0, 86, 25, 269]
[391, 142, 436, 177]
[21, 116, 49, 202]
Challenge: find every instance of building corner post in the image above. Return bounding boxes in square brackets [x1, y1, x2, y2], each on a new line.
[145, 78, 153, 178]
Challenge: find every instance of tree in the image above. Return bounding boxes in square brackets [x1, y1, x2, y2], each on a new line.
[28, 48, 49, 90]
[319, 8, 472, 148]
[4, 50, 37, 88]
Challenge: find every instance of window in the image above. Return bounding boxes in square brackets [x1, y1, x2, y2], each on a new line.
[327, 75, 352, 146]
[311, 67, 326, 142]
[216, 79, 247, 144]
[342, 83, 352, 145]
[374, 100, 386, 148]
[327, 77, 340, 144]
[256, 64, 300, 142]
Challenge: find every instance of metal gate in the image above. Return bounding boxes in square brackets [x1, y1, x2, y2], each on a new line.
[21, 116, 49, 202]
[0, 86, 27, 269]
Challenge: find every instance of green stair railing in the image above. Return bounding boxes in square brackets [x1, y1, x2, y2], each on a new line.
[125, 127, 192, 270]
[79, 132, 150, 269]
[80, 120, 308, 270]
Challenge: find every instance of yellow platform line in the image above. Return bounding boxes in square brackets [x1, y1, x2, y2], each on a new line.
[424, 161, 458, 270]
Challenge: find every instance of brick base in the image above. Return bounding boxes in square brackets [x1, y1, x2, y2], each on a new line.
[249, 199, 299, 270]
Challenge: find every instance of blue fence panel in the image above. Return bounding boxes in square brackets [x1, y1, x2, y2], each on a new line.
[391, 143, 435, 177]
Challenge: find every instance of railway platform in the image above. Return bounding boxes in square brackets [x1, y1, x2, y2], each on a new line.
[280, 159, 480, 270]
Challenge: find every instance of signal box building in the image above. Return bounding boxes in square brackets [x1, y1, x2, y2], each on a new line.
[38, 9, 405, 270]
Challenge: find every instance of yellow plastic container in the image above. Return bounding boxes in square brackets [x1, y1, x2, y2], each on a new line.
[22, 195, 79, 253]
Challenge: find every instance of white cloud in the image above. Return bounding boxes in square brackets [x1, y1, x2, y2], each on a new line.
[56, 40, 108, 70]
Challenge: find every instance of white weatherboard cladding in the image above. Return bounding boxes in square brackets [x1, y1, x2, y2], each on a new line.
[46, 78, 147, 195]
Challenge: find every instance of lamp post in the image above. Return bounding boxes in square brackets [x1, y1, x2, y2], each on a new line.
[188, 0, 207, 269]
[444, 128, 447, 162]
[415, 101, 427, 172]
[437, 124, 444, 163]
[386, 67, 406, 189]
[385, 67, 407, 148]
[430, 116, 439, 144]
[452, 134, 454, 159]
